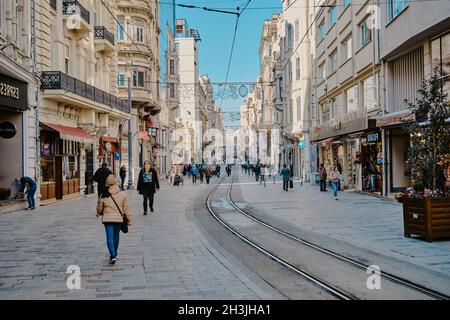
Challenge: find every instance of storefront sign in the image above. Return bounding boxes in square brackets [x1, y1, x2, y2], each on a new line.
[41, 143, 51, 156]
[0, 74, 28, 111]
[115, 152, 120, 161]
[367, 132, 381, 143]
[0, 121, 17, 139]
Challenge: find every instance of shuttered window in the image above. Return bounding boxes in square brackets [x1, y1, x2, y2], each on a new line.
[391, 47, 424, 111]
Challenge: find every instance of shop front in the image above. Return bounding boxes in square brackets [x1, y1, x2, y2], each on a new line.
[361, 130, 383, 194]
[99, 136, 121, 175]
[0, 74, 28, 202]
[377, 111, 415, 194]
[40, 123, 96, 202]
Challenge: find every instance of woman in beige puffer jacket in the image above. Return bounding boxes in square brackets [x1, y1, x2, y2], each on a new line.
[96, 174, 132, 264]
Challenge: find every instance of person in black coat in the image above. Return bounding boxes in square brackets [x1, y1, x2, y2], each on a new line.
[93, 163, 112, 197]
[119, 165, 127, 191]
[137, 161, 160, 215]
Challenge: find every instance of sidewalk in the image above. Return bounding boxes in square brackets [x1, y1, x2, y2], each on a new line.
[235, 171, 450, 278]
[0, 176, 279, 300]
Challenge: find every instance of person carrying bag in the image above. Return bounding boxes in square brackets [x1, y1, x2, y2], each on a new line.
[96, 174, 132, 265]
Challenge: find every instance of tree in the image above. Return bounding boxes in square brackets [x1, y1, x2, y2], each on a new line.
[404, 68, 450, 191]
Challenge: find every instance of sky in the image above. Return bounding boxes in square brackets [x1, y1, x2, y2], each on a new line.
[159, 0, 282, 127]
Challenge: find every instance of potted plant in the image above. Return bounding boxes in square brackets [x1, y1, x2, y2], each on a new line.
[401, 68, 450, 242]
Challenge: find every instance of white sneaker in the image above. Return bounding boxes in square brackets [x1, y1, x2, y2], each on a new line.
[335, 197, 338, 200]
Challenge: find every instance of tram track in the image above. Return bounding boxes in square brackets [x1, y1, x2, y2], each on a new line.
[207, 174, 450, 300]
[207, 176, 356, 300]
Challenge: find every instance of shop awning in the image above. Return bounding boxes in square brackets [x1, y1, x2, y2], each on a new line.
[41, 122, 96, 144]
[101, 136, 119, 143]
[319, 138, 333, 147]
[376, 110, 415, 128]
[146, 116, 161, 130]
[139, 131, 150, 141]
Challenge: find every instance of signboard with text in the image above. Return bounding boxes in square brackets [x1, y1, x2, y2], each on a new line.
[0, 74, 28, 111]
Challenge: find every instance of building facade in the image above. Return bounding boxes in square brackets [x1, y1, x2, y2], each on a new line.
[378, 0, 450, 195]
[117, 0, 161, 185]
[36, 0, 131, 202]
[175, 19, 201, 164]
[0, 0, 38, 212]
[309, 0, 383, 193]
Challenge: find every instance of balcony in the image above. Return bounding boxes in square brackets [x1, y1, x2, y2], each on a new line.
[41, 71, 130, 116]
[94, 26, 115, 53]
[62, 1, 90, 34]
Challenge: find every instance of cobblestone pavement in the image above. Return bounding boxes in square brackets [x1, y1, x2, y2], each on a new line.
[0, 176, 281, 300]
[236, 170, 450, 277]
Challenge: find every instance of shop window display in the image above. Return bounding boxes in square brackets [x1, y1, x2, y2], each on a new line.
[362, 142, 383, 193]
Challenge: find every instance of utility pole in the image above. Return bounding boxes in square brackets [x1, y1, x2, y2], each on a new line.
[127, 77, 134, 190]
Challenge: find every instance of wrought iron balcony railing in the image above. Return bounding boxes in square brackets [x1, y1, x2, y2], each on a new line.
[50, 0, 57, 10]
[94, 26, 115, 46]
[41, 71, 130, 113]
[62, 1, 90, 25]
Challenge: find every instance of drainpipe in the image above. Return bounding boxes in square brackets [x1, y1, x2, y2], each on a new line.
[31, 0, 41, 200]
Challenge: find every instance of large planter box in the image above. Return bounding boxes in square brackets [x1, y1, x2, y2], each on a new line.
[403, 197, 450, 242]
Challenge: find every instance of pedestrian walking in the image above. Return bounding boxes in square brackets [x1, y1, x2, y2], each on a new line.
[254, 163, 261, 182]
[93, 163, 112, 197]
[319, 163, 328, 192]
[96, 174, 132, 265]
[281, 164, 290, 192]
[329, 162, 341, 200]
[191, 165, 198, 183]
[271, 164, 277, 184]
[215, 164, 221, 177]
[137, 161, 160, 215]
[205, 166, 212, 184]
[15, 176, 37, 211]
[119, 165, 127, 191]
[226, 164, 232, 177]
[199, 165, 204, 184]
[187, 164, 192, 178]
[262, 165, 270, 187]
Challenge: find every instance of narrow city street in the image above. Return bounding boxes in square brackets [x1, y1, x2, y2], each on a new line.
[0, 170, 449, 300]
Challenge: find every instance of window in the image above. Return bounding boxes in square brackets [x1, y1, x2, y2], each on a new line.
[342, 36, 352, 62]
[346, 85, 359, 112]
[169, 83, 175, 98]
[318, 62, 325, 80]
[169, 60, 174, 75]
[295, 20, 299, 42]
[118, 73, 126, 87]
[118, 16, 126, 41]
[431, 32, 450, 93]
[359, 17, 372, 47]
[329, 50, 337, 73]
[344, 0, 351, 7]
[296, 96, 302, 121]
[134, 25, 145, 43]
[333, 94, 346, 117]
[387, 0, 408, 22]
[133, 70, 145, 87]
[64, 45, 70, 74]
[296, 57, 301, 80]
[321, 104, 330, 124]
[287, 24, 293, 48]
[363, 73, 379, 110]
[319, 20, 325, 39]
[288, 62, 293, 84]
[329, 5, 337, 27]
[330, 97, 337, 118]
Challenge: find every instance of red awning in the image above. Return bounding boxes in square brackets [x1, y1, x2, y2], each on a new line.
[146, 116, 161, 129]
[101, 136, 119, 143]
[41, 122, 95, 144]
[139, 131, 150, 141]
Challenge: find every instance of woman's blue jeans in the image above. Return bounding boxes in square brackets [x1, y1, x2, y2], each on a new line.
[104, 223, 121, 259]
[331, 181, 339, 197]
[27, 184, 37, 208]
